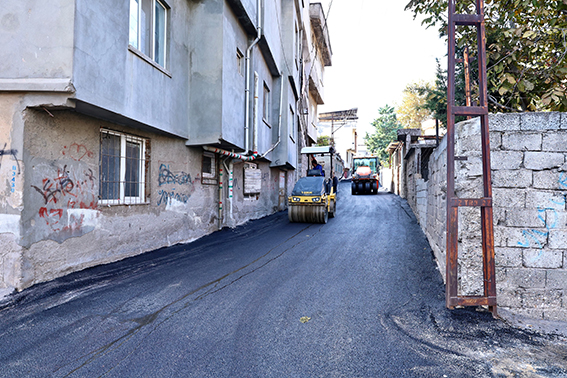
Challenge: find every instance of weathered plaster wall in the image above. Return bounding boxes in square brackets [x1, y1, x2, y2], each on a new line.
[3, 108, 283, 291]
[0, 93, 73, 290]
[0, 0, 75, 79]
[0, 96, 24, 291]
[402, 113, 567, 322]
[73, 0, 190, 138]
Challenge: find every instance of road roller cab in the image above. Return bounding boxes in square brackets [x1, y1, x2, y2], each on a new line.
[288, 176, 336, 223]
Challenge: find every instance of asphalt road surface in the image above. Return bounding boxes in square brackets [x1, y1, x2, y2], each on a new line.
[1, 182, 566, 377]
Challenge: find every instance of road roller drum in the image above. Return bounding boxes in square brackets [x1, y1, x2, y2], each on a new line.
[288, 176, 335, 224]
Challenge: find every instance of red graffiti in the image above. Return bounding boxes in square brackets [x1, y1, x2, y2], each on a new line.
[39, 207, 63, 219]
[39, 206, 64, 231]
[34, 165, 98, 233]
[62, 143, 94, 161]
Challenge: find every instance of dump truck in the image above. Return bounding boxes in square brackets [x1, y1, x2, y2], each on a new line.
[351, 155, 380, 195]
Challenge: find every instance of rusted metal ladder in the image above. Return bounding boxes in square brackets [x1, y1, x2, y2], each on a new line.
[446, 0, 497, 316]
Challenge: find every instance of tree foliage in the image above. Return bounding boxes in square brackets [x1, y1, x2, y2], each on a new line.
[365, 105, 402, 165]
[405, 0, 567, 112]
[317, 135, 330, 146]
[396, 81, 434, 128]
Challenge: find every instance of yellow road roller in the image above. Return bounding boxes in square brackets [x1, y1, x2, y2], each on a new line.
[288, 175, 336, 223]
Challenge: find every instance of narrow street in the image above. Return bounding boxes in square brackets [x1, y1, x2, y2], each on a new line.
[1, 182, 566, 378]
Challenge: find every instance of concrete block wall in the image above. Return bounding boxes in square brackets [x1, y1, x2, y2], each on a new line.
[403, 112, 567, 322]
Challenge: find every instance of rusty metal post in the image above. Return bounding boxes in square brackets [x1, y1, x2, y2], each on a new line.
[446, 0, 497, 317]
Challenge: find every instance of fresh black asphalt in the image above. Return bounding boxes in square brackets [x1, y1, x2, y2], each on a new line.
[1, 181, 566, 377]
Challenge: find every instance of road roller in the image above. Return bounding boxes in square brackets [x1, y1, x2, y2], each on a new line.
[351, 155, 380, 195]
[288, 176, 336, 224]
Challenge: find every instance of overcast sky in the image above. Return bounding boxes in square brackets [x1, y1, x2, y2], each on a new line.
[316, 0, 447, 136]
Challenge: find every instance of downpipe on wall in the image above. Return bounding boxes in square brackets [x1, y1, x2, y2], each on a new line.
[218, 163, 223, 230]
[222, 158, 234, 223]
[245, 0, 262, 154]
[253, 71, 259, 153]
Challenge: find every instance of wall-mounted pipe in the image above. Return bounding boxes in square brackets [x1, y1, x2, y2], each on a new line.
[218, 164, 223, 230]
[203, 146, 259, 161]
[222, 159, 234, 222]
[245, 0, 262, 153]
[253, 71, 259, 153]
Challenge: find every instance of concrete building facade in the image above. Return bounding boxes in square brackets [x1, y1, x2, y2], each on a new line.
[0, 0, 332, 294]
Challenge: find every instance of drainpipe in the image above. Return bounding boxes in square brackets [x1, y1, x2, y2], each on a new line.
[253, 71, 259, 153]
[261, 75, 284, 158]
[218, 164, 223, 230]
[222, 159, 234, 222]
[245, 0, 262, 153]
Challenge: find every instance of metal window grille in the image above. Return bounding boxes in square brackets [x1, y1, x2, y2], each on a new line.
[100, 129, 148, 205]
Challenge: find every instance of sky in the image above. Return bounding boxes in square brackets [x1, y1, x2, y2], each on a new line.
[316, 0, 447, 137]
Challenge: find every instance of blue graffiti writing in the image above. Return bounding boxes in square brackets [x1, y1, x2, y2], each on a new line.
[559, 173, 567, 189]
[157, 190, 190, 206]
[11, 165, 17, 193]
[518, 172, 567, 252]
[158, 164, 193, 186]
[517, 206, 559, 262]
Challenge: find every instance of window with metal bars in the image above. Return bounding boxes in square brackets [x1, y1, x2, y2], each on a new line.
[100, 129, 148, 205]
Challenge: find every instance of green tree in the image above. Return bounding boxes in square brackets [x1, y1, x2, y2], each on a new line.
[365, 105, 402, 165]
[405, 0, 567, 112]
[317, 135, 330, 146]
[396, 81, 434, 129]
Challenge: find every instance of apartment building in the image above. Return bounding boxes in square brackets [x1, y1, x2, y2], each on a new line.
[0, 0, 332, 293]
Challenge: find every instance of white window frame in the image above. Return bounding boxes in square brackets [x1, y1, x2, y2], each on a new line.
[201, 151, 218, 185]
[237, 49, 244, 76]
[129, 0, 168, 68]
[263, 82, 271, 125]
[294, 23, 300, 68]
[289, 106, 296, 143]
[100, 129, 147, 205]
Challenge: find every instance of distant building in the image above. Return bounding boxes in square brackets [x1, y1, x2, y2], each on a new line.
[0, 1, 331, 293]
[317, 108, 358, 168]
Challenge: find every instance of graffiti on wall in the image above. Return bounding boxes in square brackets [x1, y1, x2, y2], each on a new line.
[0, 143, 20, 174]
[61, 143, 94, 162]
[559, 173, 567, 189]
[156, 163, 196, 207]
[30, 163, 98, 239]
[1, 143, 21, 195]
[517, 173, 566, 257]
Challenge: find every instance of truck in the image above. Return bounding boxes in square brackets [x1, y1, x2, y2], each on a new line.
[351, 155, 380, 195]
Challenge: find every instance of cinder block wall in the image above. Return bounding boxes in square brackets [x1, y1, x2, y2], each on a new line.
[405, 112, 567, 322]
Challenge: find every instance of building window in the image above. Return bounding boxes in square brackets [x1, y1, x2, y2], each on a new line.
[237, 49, 244, 76]
[289, 106, 295, 142]
[263, 83, 270, 125]
[100, 129, 148, 205]
[201, 151, 217, 185]
[129, 0, 168, 67]
[295, 23, 300, 67]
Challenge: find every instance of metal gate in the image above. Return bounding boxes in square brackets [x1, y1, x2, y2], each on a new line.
[446, 0, 497, 316]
